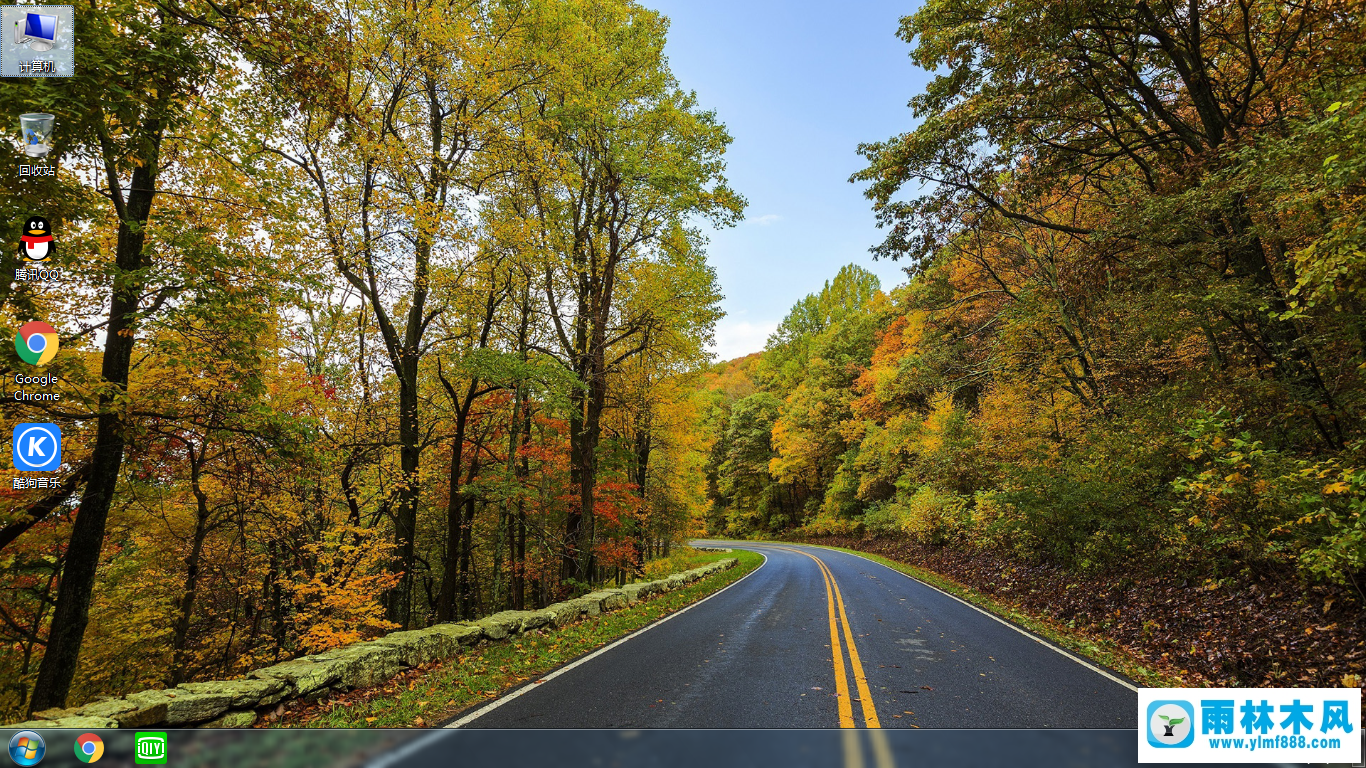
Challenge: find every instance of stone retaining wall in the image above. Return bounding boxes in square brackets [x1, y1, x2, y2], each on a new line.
[13, 557, 737, 729]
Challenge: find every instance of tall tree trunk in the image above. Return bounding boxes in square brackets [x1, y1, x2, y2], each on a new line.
[494, 522, 507, 611]
[566, 375, 606, 585]
[458, 469, 479, 618]
[564, 398, 588, 585]
[567, 314, 610, 584]
[388, 232, 430, 628]
[436, 391, 472, 621]
[170, 446, 212, 686]
[631, 408, 652, 576]
[268, 542, 286, 662]
[511, 280, 532, 610]
[562, 282, 591, 586]
[494, 374, 526, 612]
[435, 273, 503, 619]
[514, 502, 527, 610]
[391, 364, 420, 627]
[514, 404, 530, 610]
[29, 134, 162, 713]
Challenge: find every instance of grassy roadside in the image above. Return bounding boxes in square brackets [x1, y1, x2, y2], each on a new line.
[282, 548, 765, 728]
[639, 546, 737, 579]
[785, 540, 1182, 689]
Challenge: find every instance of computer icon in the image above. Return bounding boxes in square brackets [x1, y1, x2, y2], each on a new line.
[13, 12, 58, 51]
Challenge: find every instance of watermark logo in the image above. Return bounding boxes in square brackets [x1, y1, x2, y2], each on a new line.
[1139, 688, 1361, 763]
[1147, 699, 1196, 748]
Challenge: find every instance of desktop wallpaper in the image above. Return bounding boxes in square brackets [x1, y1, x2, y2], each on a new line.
[0, 0, 1362, 745]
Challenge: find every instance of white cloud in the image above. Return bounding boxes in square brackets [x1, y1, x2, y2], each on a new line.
[709, 319, 779, 362]
[750, 214, 782, 226]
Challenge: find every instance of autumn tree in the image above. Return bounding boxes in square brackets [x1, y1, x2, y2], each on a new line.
[854, 0, 1366, 448]
[500, 0, 742, 583]
[272, 0, 545, 626]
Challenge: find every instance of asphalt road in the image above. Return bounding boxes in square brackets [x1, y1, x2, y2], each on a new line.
[442, 541, 1136, 730]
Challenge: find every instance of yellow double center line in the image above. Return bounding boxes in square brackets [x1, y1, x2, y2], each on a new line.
[775, 546, 881, 729]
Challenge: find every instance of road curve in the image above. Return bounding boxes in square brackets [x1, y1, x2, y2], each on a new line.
[443, 541, 1136, 729]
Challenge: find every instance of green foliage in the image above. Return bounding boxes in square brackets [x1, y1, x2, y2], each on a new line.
[793, 514, 865, 538]
[708, 0, 1366, 576]
[716, 392, 784, 535]
[1299, 464, 1366, 586]
[1170, 411, 1366, 584]
[1169, 411, 1308, 570]
[887, 486, 970, 546]
[761, 264, 881, 394]
[1250, 87, 1366, 315]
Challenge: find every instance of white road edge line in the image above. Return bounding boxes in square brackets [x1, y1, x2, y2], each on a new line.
[443, 550, 769, 729]
[776, 542, 1139, 693]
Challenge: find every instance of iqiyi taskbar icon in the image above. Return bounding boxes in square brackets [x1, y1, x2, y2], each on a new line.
[133, 733, 166, 765]
[2, 6, 74, 77]
[13, 423, 60, 471]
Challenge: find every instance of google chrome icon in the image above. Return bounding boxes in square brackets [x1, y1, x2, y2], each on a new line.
[74, 734, 103, 764]
[15, 321, 58, 366]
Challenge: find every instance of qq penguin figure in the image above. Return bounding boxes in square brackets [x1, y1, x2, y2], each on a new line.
[19, 216, 54, 262]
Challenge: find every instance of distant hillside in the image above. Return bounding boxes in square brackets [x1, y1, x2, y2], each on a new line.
[698, 352, 761, 399]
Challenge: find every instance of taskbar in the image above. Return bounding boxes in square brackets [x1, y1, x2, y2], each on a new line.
[6, 727, 1342, 768]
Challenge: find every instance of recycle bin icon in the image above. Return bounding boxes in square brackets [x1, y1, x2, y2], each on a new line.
[19, 113, 54, 157]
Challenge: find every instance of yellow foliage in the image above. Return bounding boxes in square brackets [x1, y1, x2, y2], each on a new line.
[286, 525, 401, 653]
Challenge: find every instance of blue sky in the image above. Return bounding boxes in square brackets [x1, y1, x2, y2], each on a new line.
[646, 0, 932, 361]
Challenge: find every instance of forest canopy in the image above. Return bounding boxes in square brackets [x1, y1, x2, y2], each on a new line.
[0, 0, 739, 717]
[696, 0, 1366, 597]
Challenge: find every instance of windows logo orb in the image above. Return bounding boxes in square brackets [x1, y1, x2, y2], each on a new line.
[73, 734, 103, 764]
[7, 731, 44, 766]
[14, 321, 59, 366]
